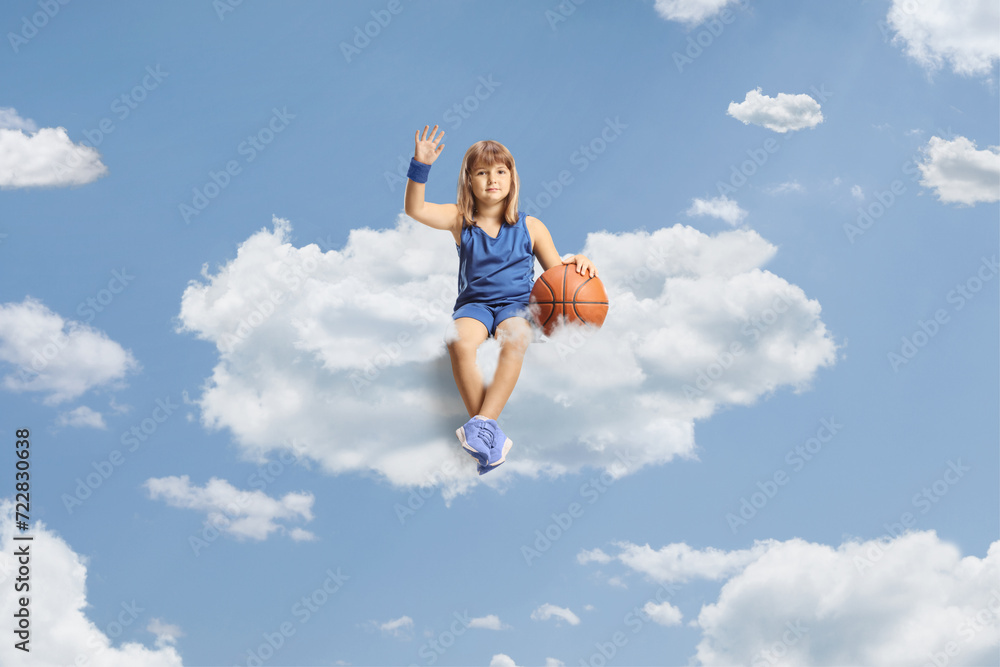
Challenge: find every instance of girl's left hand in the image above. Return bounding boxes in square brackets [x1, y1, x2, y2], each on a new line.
[563, 254, 598, 278]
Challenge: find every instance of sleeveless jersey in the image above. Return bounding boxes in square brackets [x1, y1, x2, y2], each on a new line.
[454, 210, 534, 310]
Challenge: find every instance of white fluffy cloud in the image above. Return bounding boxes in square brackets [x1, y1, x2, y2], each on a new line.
[653, 0, 743, 25]
[144, 475, 315, 541]
[469, 614, 509, 630]
[887, 0, 1000, 77]
[530, 603, 581, 626]
[917, 135, 1000, 206]
[0, 500, 184, 666]
[0, 297, 140, 405]
[0, 107, 107, 189]
[176, 215, 837, 499]
[56, 405, 107, 429]
[583, 532, 1000, 666]
[727, 88, 824, 133]
[643, 600, 684, 626]
[686, 196, 747, 225]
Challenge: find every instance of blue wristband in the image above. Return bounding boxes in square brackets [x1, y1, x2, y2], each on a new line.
[407, 157, 431, 183]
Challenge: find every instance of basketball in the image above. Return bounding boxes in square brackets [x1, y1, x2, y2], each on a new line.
[529, 264, 609, 337]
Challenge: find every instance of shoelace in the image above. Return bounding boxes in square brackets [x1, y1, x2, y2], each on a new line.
[478, 422, 495, 451]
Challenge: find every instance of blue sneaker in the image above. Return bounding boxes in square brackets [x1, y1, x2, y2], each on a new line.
[456, 417, 490, 466]
[477, 419, 513, 475]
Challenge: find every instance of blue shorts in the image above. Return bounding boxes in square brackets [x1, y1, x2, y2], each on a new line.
[453, 301, 531, 338]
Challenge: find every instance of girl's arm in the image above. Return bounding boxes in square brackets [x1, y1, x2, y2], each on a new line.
[527, 215, 598, 278]
[403, 125, 460, 232]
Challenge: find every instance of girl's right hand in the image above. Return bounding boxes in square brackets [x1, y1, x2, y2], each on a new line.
[414, 124, 444, 165]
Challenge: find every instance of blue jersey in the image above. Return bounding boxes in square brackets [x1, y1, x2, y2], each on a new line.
[454, 210, 535, 310]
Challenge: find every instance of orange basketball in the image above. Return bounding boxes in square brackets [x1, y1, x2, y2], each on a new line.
[529, 264, 609, 337]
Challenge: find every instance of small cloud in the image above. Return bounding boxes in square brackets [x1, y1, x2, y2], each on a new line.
[0, 107, 107, 189]
[643, 600, 683, 626]
[851, 185, 864, 200]
[545, 659, 565, 666]
[56, 405, 106, 429]
[686, 195, 747, 225]
[727, 87, 824, 133]
[0, 297, 140, 405]
[144, 476, 315, 541]
[653, 0, 744, 26]
[147, 618, 183, 649]
[490, 655, 518, 667]
[380, 615, 414, 639]
[764, 181, 805, 196]
[577, 548, 613, 565]
[530, 603, 581, 626]
[469, 614, 509, 630]
[916, 135, 1000, 206]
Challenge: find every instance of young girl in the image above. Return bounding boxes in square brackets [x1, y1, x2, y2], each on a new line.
[403, 125, 598, 475]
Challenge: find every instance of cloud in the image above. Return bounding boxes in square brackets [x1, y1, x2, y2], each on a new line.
[577, 547, 613, 564]
[146, 619, 183, 650]
[144, 475, 315, 541]
[916, 135, 1000, 206]
[643, 600, 683, 626]
[0, 108, 107, 189]
[490, 655, 517, 667]
[0, 297, 140, 405]
[584, 532, 1000, 666]
[0, 500, 184, 666]
[56, 405, 107, 429]
[686, 196, 747, 225]
[379, 615, 414, 639]
[727, 88, 824, 133]
[887, 0, 1000, 77]
[851, 184, 864, 200]
[653, 0, 743, 26]
[176, 215, 838, 499]
[469, 614, 509, 630]
[530, 603, 581, 626]
[0, 107, 38, 132]
[584, 540, 774, 583]
[764, 181, 804, 196]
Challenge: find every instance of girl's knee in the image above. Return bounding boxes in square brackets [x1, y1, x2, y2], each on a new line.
[445, 320, 487, 355]
[496, 319, 532, 352]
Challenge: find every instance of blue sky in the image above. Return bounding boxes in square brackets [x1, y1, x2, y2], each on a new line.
[1, 1, 998, 665]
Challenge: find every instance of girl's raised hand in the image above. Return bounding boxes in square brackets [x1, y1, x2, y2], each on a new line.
[414, 124, 445, 165]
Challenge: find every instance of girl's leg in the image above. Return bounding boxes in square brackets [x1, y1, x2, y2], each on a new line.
[447, 317, 490, 418]
[477, 317, 533, 420]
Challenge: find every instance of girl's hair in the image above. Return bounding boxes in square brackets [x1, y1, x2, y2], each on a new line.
[456, 140, 520, 227]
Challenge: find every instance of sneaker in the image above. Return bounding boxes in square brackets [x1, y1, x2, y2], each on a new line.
[477, 419, 513, 475]
[456, 417, 490, 466]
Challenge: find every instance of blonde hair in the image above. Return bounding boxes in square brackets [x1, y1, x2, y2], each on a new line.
[456, 140, 520, 227]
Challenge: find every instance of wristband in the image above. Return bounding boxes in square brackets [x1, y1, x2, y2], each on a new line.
[407, 157, 431, 183]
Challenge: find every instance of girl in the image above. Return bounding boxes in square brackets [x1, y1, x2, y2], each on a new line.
[403, 125, 598, 475]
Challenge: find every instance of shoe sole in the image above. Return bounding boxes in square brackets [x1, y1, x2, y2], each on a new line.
[456, 426, 488, 466]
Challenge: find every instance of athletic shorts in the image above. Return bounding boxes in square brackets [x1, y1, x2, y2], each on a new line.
[452, 301, 531, 338]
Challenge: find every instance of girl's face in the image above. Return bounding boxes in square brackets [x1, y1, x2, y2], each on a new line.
[469, 161, 511, 206]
